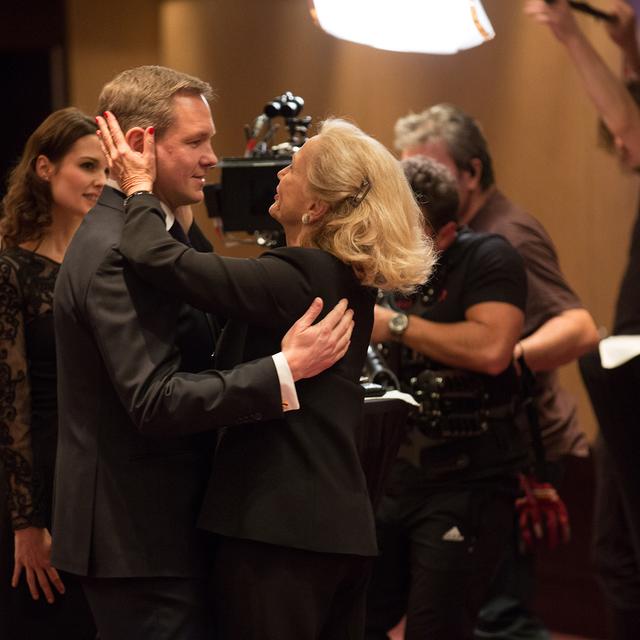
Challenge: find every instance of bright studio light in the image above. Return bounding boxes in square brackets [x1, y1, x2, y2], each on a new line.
[309, 0, 495, 55]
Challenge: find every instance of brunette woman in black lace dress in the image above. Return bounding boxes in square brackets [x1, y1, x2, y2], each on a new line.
[0, 108, 108, 638]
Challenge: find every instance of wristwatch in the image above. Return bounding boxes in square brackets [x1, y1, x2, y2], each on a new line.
[388, 312, 409, 341]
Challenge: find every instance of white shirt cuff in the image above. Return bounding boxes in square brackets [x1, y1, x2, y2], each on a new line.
[272, 352, 299, 412]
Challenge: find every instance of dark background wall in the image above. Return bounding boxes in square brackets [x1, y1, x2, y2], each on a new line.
[0, 1, 67, 199]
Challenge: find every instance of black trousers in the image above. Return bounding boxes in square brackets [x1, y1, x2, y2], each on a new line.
[212, 536, 372, 640]
[80, 575, 211, 640]
[580, 351, 640, 640]
[474, 461, 565, 640]
[365, 484, 516, 640]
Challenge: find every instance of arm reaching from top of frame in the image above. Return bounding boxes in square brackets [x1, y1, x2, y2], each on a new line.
[525, 0, 640, 165]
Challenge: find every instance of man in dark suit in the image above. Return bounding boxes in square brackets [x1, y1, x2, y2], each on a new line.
[51, 65, 352, 640]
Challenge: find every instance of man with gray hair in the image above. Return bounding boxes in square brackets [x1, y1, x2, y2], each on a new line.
[395, 103, 599, 639]
[51, 65, 352, 639]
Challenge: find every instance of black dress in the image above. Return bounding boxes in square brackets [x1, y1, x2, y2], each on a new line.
[0, 246, 95, 639]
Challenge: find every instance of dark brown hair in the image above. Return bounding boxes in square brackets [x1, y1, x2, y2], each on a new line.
[401, 155, 460, 233]
[0, 107, 97, 248]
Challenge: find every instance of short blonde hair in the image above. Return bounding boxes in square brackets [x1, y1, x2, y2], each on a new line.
[97, 65, 214, 137]
[303, 119, 435, 293]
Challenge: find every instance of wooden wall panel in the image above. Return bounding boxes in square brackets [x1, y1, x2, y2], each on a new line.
[66, 0, 160, 115]
[66, 0, 640, 441]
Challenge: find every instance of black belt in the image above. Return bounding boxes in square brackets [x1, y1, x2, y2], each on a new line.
[411, 400, 517, 439]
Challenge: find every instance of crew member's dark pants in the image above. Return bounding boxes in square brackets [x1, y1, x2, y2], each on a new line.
[580, 350, 640, 640]
[212, 536, 372, 640]
[80, 575, 211, 640]
[365, 484, 516, 640]
[474, 462, 564, 640]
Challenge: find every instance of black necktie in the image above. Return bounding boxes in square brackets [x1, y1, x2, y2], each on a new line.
[168, 220, 221, 353]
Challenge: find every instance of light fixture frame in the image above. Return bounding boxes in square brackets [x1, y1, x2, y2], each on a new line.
[308, 0, 495, 55]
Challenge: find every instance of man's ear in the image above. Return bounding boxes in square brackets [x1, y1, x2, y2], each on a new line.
[35, 155, 53, 181]
[465, 158, 483, 190]
[435, 221, 458, 251]
[125, 127, 146, 153]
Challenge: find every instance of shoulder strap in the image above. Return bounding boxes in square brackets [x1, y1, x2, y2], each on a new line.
[518, 354, 548, 481]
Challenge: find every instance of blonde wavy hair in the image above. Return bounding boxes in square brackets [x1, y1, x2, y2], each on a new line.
[302, 119, 435, 293]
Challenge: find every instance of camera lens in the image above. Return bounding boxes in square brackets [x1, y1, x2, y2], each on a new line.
[264, 101, 282, 118]
[281, 101, 301, 117]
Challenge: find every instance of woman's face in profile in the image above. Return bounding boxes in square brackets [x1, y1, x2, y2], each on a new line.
[269, 138, 317, 232]
[46, 134, 109, 218]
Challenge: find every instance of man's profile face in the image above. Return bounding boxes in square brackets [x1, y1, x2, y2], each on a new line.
[154, 93, 217, 210]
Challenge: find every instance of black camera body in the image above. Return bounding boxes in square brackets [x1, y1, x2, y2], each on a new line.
[204, 92, 311, 240]
[204, 157, 289, 233]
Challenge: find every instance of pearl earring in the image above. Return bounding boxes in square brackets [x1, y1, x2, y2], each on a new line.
[301, 213, 311, 225]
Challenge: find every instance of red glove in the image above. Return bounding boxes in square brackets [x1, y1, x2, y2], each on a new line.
[515, 473, 571, 551]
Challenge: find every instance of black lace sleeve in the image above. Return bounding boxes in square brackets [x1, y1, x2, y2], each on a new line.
[0, 255, 39, 530]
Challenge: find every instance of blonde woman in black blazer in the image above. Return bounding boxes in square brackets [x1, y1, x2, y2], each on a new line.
[101, 115, 435, 640]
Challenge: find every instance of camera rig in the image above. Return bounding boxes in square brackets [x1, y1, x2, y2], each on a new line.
[204, 92, 312, 246]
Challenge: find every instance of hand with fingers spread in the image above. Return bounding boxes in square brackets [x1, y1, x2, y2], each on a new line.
[96, 111, 156, 195]
[516, 473, 571, 552]
[12, 527, 65, 604]
[282, 298, 354, 381]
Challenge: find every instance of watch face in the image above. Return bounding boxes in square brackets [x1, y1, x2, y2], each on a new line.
[390, 313, 409, 335]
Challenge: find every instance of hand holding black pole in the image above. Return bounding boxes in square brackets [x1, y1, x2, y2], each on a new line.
[545, 0, 617, 23]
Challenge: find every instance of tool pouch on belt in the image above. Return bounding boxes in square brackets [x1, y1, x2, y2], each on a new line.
[409, 367, 519, 440]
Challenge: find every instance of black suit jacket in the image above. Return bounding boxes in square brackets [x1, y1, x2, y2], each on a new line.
[120, 194, 378, 556]
[51, 187, 283, 578]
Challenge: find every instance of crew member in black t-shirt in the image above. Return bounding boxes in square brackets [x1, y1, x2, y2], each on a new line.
[365, 156, 528, 640]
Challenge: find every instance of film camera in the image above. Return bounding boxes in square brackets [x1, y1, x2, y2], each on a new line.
[204, 92, 312, 244]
